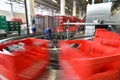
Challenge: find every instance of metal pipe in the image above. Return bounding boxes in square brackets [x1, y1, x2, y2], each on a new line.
[66, 20, 70, 40]
[64, 22, 120, 26]
[24, 0, 29, 34]
[76, 21, 78, 37]
[69, 35, 94, 40]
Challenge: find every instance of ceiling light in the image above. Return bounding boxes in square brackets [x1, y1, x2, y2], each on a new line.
[86, 0, 88, 2]
[69, 9, 71, 11]
[117, 7, 120, 10]
[65, 7, 68, 9]
[52, 0, 57, 3]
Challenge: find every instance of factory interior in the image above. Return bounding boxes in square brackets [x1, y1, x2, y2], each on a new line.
[0, 0, 120, 80]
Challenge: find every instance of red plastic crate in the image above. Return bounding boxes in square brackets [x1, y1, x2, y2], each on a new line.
[57, 27, 65, 32]
[94, 29, 120, 49]
[68, 26, 76, 32]
[11, 18, 22, 23]
[0, 54, 17, 80]
[95, 29, 120, 39]
[0, 38, 50, 80]
[59, 40, 120, 80]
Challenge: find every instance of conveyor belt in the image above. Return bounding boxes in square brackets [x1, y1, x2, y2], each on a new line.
[0, 33, 46, 43]
[0, 32, 94, 44]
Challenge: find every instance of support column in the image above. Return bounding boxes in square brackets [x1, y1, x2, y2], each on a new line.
[60, 0, 65, 15]
[10, 0, 14, 18]
[82, 10, 85, 19]
[52, 9, 54, 16]
[73, 0, 76, 16]
[92, 0, 95, 4]
[26, 0, 35, 26]
[79, 7, 82, 19]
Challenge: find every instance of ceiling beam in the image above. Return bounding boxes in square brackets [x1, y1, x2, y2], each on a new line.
[35, 0, 60, 11]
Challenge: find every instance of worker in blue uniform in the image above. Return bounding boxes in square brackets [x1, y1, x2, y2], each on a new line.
[45, 28, 52, 40]
[107, 25, 112, 31]
[31, 19, 36, 34]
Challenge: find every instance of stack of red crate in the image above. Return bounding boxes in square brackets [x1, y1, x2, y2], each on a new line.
[71, 16, 79, 22]
[57, 16, 69, 32]
[69, 16, 73, 22]
[0, 38, 50, 80]
[52, 15, 85, 32]
[59, 16, 69, 27]
[68, 16, 84, 32]
[57, 27, 65, 32]
[11, 18, 22, 23]
[95, 29, 120, 39]
[59, 40, 120, 80]
[54, 16, 84, 32]
[68, 26, 76, 32]
[93, 29, 120, 51]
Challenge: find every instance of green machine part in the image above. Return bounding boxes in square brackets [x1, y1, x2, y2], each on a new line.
[0, 15, 8, 31]
[7, 21, 21, 35]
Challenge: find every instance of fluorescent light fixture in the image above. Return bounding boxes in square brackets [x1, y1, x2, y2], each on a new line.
[69, 9, 71, 11]
[117, 7, 120, 10]
[52, 0, 57, 3]
[65, 7, 68, 9]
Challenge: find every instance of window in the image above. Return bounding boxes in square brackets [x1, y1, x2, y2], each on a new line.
[0, 0, 25, 13]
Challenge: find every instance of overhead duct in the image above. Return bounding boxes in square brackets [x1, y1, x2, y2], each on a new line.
[85, 2, 112, 35]
[103, 0, 117, 3]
